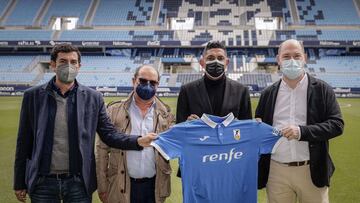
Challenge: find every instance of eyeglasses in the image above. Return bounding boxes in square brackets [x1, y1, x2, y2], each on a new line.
[138, 78, 159, 86]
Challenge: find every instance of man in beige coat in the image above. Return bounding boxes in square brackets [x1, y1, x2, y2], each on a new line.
[95, 65, 174, 203]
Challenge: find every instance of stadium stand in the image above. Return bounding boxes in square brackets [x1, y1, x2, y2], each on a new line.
[60, 30, 132, 41]
[0, 72, 37, 84]
[59, 30, 176, 41]
[318, 30, 360, 41]
[0, 29, 359, 44]
[308, 56, 360, 73]
[92, 0, 153, 26]
[276, 30, 360, 41]
[0, 56, 35, 71]
[76, 72, 134, 87]
[5, 0, 43, 26]
[159, 73, 171, 87]
[315, 74, 360, 88]
[296, 0, 360, 25]
[38, 72, 55, 85]
[158, 0, 289, 26]
[41, 0, 91, 26]
[237, 73, 273, 88]
[176, 73, 202, 85]
[245, 0, 288, 25]
[158, 0, 204, 25]
[2, 52, 358, 89]
[0, 55, 41, 85]
[0, 0, 359, 92]
[0, 0, 10, 16]
[0, 30, 52, 41]
[80, 56, 139, 72]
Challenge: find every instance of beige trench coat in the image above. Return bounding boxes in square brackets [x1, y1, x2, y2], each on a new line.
[95, 93, 174, 203]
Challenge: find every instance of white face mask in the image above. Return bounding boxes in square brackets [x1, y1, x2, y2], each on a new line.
[281, 59, 304, 80]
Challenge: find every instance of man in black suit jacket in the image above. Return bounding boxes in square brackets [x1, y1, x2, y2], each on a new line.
[13, 44, 157, 203]
[256, 39, 344, 203]
[176, 41, 252, 176]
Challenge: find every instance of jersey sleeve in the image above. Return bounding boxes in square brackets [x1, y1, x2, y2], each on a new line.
[258, 123, 282, 154]
[151, 124, 185, 160]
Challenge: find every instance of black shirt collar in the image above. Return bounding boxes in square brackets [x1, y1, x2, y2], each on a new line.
[204, 74, 226, 86]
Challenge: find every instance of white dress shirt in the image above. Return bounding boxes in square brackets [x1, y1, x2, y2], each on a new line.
[271, 74, 310, 163]
[126, 97, 156, 178]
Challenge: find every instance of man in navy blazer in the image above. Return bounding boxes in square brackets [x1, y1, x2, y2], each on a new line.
[13, 44, 157, 202]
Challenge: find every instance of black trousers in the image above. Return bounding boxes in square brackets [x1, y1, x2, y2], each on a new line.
[130, 176, 156, 203]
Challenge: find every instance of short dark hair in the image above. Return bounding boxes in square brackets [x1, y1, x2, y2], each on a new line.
[203, 40, 227, 56]
[134, 65, 160, 81]
[50, 44, 81, 63]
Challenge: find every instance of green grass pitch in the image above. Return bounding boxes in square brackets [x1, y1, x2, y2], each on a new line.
[0, 96, 359, 202]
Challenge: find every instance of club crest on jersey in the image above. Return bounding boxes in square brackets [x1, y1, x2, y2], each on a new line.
[233, 129, 241, 140]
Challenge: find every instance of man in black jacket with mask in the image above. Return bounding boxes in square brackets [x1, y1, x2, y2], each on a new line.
[175, 40, 252, 176]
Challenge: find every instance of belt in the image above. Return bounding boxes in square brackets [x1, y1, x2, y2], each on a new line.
[130, 176, 156, 183]
[282, 160, 310, 167]
[42, 173, 74, 180]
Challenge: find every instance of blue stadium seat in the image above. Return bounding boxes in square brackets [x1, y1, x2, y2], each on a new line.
[318, 30, 360, 41]
[5, 0, 43, 26]
[296, 0, 360, 25]
[237, 73, 272, 88]
[60, 30, 132, 41]
[308, 56, 360, 73]
[76, 73, 134, 86]
[0, 56, 35, 71]
[176, 73, 202, 85]
[315, 74, 360, 88]
[41, 0, 91, 26]
[0, 0, 10, 16]
[80, 56, 138, 72]
[0, 30, 52, 41]
[0, 72, 37, 84]
[92, 0, 153, 26]
[38, 72, 55, 85]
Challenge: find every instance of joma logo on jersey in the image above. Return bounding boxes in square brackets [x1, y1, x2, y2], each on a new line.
[202, 148, 243, 164]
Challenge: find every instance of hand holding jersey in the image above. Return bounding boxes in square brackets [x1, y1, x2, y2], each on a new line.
[281, 125, 300, 140]
[187, 114, 200, 121]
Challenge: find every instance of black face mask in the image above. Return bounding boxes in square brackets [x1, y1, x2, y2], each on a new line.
[205, 59, 225, 78]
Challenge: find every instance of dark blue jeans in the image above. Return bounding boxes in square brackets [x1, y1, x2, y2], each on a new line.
[130, 177, 156, 203]
[30, 175, 91, 203]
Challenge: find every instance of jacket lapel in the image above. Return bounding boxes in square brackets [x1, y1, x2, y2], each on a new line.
[123, 93, 133, 134]
[38, 83, 49, 127]
[36, 83, 50, 159]
[220, 77, 230, 115]
[197, 78, 213, 114]
[153, 96, 169, 132]
[306, 73, 316, 124]
[307, 73, 314, 103]
[76, 84, 86, 150]
[269, 80, 281, 125]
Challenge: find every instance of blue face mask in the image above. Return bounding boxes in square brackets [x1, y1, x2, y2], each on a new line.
[281, 59, 304, 80]
[136, 83, 156, 100]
